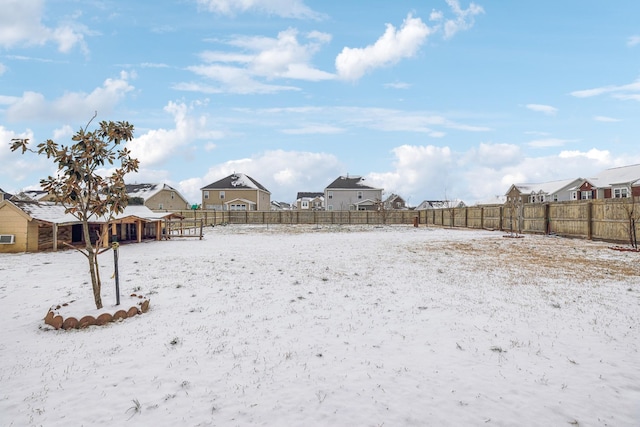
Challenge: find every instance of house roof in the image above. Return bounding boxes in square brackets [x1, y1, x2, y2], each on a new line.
[126, 183, 183, 201]
[1, 189, 13, 200]
[589, 164, 640, 187]
[384, 193, 404, 203]
[510, 178, 582, 195]
[326, 175, 380, 190]
[296, 192, 323, 199]
[201, 173, 270, 193]
[8, 189, 50, 201]
[415, 199, 465, 210]
[3, 200, 168, 225]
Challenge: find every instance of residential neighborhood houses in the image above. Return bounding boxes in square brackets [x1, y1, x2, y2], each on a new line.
[2, 164, 640, 253]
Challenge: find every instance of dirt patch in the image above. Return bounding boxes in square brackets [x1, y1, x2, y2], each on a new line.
[421, 234, 640, 283]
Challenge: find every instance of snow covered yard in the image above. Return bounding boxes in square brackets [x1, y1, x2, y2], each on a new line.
[1, 224, 639, 426]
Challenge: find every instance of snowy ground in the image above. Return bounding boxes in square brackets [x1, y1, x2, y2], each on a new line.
[1, 224, 639, 427]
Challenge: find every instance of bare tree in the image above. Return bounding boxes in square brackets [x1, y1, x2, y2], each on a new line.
[505, 195, 523, 237]
[10, 115, 139, 309]
[375, 197, 387, 225]
[621, 195, 639, 249]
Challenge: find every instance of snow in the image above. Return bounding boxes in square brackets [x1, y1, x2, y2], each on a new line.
[1, 225, 639, 426]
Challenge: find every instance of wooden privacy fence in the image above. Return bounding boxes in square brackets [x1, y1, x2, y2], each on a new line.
[162, 218, 204, 240]
[166, 197, 639, 244]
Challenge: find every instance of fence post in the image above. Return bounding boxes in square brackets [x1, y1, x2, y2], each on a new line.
[545, 203, 550, 234]
[587, 201, 593, 240]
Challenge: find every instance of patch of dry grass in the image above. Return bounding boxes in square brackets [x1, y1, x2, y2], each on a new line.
[423, 234, 640, 283]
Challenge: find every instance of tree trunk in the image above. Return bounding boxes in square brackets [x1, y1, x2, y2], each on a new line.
[83, 223, 103, 309]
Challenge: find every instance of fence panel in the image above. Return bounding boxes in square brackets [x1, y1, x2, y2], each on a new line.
[165, 197, 639, 244]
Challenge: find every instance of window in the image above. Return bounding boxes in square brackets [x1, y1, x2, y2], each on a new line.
[570, 191, 577, 200]
[529, 195, 535, 203]
[581, 191, 593, 200]
[230, 204, 247, 211]
[301, 201, 309, 208]
[220, 191, 225, 200]
[553, 194, 558, 202]
[357, 191, 363, 199]
[0, 235, 15, 244]
[158, 203, 164, 210]
[204, 191, 209, 200]
[328, 205, 333, 211]
[613, 187, 629, 198]
[171, 191, 175, 199]
[328, 191, 333, 199]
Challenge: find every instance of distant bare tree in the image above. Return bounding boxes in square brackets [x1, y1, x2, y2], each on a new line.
[621, 195, 639, 249]
[505, 195, 523, 237]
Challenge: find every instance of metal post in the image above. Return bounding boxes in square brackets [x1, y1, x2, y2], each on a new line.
[112, 240, 120, 306]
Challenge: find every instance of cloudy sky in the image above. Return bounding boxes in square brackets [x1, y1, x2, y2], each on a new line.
[1, 0, 639, 205]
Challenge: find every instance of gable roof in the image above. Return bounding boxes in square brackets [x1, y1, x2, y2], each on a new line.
[415, 200, 465, 210]
[509, 178, 582, 196]
[1, 188, 11, 200]
[589, 164, 640, 187]
[201, 173, 270, 193]
[326, 175, 380, 190]
[384, 193, 404, 203]
[296, 192, 323, 200]
[126, 183, 183, 201]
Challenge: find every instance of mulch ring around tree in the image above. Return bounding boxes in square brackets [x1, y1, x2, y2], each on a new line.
[44, 293, 150, 330]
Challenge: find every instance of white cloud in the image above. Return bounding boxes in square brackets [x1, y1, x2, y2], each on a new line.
[335, 14, 431, 81]
[182, 150, 343, 203]
[127, 101, 225, 167]
[0, 125, 53, 188]
[338, 107, 490, 133]
[558, 148, 611, 162]
[525, 103, 558, 115]
[593, 116, 621, 122]
[628, 35, 640, 47]
[195, 0, 325, 20]
[281, 125, 345, 135]
[52, 125, 73, 140]
[363, 142, 638, 206]
[181, 29, 333, 94]
[430, 0, 485, 39]
[6, 71, 134, 122]
[367, 145, 454, 202]
[527, 138, 576, 148]
[0, 63, 6, 75]
[571, 78, 640, 100]
[466, 142, 521, 168]
[0, 0, 88, 53]
[384, 81, 411, 89]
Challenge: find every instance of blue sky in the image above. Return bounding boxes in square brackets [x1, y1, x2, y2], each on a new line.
[1, 0, 639, 206]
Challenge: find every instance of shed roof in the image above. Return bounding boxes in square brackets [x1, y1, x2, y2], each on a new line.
[4, 200, 168, 225]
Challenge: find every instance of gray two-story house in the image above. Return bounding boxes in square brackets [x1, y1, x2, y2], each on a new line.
[324, 175, 383, 211]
